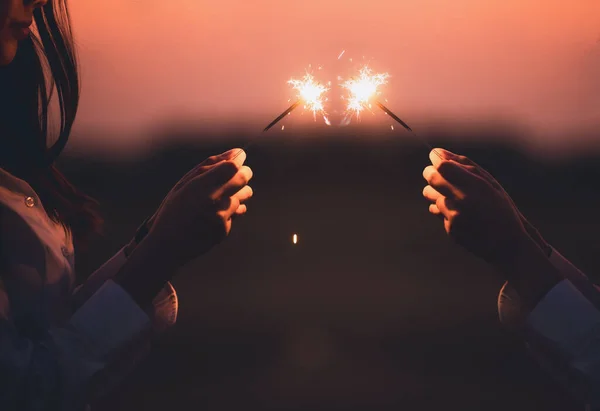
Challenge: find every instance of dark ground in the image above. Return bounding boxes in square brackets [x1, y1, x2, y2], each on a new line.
[58, 127, 600, 410]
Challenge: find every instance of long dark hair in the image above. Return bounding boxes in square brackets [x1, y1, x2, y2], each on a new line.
[0, 0, 102, 246]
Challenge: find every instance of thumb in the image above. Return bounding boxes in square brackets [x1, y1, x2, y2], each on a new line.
[229, 148, 247, 168]
[429, 148, 450, 167]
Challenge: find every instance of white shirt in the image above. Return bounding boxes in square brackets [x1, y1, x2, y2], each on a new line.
[498, 248, 600, 410]
[0, 167, 178, 410]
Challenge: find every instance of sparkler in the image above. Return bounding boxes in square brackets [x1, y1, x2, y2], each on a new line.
[341, 66, 390, 121]
[235, 60, 439, 164]
[341, 64, 440, 157]
[263, 71, 330, 132]
[232, 69, 330, 162]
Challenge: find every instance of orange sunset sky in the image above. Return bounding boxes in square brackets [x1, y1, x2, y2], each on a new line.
[66, 1, 600, 149]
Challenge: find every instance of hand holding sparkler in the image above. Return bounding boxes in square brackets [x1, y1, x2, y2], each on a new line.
[114, 149, 253, 307]
[422, 149, 545, 267]
[421, 148, 561, 308]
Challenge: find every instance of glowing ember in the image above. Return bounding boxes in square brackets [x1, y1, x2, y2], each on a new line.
[288, 72, 329, 121]
[341, 65, 390, 120]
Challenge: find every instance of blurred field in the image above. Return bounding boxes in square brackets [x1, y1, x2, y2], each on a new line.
[58, 127, 600, 411]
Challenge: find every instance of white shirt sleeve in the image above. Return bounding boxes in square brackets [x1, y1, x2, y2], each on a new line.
[72, 247, 178, 332]
[498, 247, 600, 408]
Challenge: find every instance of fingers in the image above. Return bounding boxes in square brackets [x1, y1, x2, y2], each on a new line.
[429, 203, 442, 215]
[435, 196, 457, 219]
[235, 204, 248, 215]
[192, 160, 240, 192]
[432, 148, 475, 166]
[423, 179, 456, 219]
[436, 160, 487, 191]
[429, 149, 444, 168]
[175, 149, 241, 190]
[217, 191, 250, 219]
[431, 148, 502, 189]
[423, 165, 463, 200]
[201, 149, 238, 166]
[423, 185, 443, 203]
[214, 165, 253, 200]
[216, 195, 241, 219]
[230, 149, 247, 168]
[233, 185, 253, 203]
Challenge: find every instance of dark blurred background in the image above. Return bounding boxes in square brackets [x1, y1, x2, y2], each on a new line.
[57, 125, 600, 411]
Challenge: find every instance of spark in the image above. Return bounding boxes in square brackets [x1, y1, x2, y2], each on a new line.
[282, 125, 285, 130]
[292, 234, 298, 244]
[341, 65, 390, 120]
[264, 70, 329, 131]
[339, 65, 414, 133]
[338, 50, 345, 60]
[391, 125, 394, 130]
[288, 72, 329, 119]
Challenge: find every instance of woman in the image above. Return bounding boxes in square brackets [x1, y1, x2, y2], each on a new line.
[0, 0, 253, 410]
[422, 148, 600, 409]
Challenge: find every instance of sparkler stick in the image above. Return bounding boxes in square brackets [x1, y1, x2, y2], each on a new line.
[376, 101, 442, 159]
[375, 101, 412, 132]
[263, 101, 301, 132]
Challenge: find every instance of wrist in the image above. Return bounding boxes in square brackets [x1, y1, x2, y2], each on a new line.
[114, 233, 177, 308]
[523, 220, 551, 257]
[124, 216, 153, 258]
[496, 236, 562, 311]
[123, 238, 137, 258]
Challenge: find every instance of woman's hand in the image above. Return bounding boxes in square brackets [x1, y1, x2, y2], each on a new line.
[147, 148, 253, 267]
[421, 148, 563, 309]
[421, 148, 534, 270]
[426, 149, 551, 255]
[124, 148, 250, 256]
[115, 148, 253, 307]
